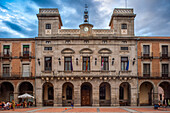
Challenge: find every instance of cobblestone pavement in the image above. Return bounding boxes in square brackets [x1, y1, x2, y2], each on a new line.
[0, 107, 170, 113]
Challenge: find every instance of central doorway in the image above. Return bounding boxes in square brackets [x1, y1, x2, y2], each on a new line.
[81, 82, 92, 106]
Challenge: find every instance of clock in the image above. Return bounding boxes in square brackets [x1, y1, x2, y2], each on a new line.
[84, 27, 89, 32]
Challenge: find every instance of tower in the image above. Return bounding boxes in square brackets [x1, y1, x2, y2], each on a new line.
[79, 4, 93, 36]
[109, 8, 136, 37]
[36, 8, 63, 37]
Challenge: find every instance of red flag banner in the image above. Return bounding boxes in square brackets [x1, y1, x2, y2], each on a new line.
[86, 58, 88, 71]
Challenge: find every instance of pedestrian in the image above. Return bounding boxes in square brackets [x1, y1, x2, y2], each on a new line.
[71, 100, 74, 109]
[12, 100, 15, 111]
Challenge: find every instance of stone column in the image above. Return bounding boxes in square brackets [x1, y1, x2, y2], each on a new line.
[111, 81, 119, 106]
[131, 88, 137, 106]
[74, 81, 81, 106]
[153, 86, 158, 105]
[14, 92, 18, 103]
[56, 81, 62, 107]
[92, 81, 99, 106]
[35, 79, 43, 107]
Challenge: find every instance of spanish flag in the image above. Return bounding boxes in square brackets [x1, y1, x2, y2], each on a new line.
[86, 58, 88, 71]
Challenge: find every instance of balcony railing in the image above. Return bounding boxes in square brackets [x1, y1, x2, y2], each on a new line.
[19, 52, 32, 60]
[0, 52, 12, 58]
[141, 52, 153, 59]
[160, 52, 170, 60]
[138, 72, 169, 78]
[0, 72, 33, 78]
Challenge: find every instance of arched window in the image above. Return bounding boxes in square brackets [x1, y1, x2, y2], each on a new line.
[66, 86, 72, 100]
[46, 24, 51, 29]
[121, 24, 127, 29]
[100, 85, 106, 99]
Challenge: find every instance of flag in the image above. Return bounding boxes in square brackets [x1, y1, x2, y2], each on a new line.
[126, 60, 129, 71]
[71, 59, 73, 71]
[101, 58, 104, 70]
[86, 58, 88, 71]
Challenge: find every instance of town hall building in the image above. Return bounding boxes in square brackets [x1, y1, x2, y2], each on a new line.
[0, 6, 169, 107]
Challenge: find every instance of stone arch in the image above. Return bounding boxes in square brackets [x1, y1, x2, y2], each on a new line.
[42, 82, 54, 106]
[0, 82, 14, 102]
[62, 82, 74, 106]
[16, 80, 34, 93]
[81, 82, 93, 106]
[79, 48, 93, 54]
[119, 82, 131, 106]
[157, 81, 170, 105]
[99, 82, 111, 106]
[139, 81, 154, 106]
[139, 80, 156, 91]
[18, 81, 34, 103]
[98, 48, 112, 54]
[61, 48, 75, 54]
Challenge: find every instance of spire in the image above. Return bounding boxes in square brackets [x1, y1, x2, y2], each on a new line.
[84, 4, 89, 23]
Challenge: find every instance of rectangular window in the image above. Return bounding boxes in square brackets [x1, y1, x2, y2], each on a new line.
[45, 57, 52, 71]
[3, 64, 10, 77]
[143, 64, 150, 77]
[3, 45, 10, 56]
[23, 45, 29, 56]
[121, 24, 127, 29]
[162, 64, 168, 77]
[22, 64, 30, 77]
[143, 45, 150, 56]
[162, 45, 168, 57]
[121, 57, 128, 71]
[83, 57, 90, 71]
[44, 47, 52, 50]
[101, 57, 109, 71]
[64, 57, 72, 71]
[121, 47, 128, 50]
[46, 24, 51, 29]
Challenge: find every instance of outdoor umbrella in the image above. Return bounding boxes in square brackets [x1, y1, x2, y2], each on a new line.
[18, 93, 34, 99]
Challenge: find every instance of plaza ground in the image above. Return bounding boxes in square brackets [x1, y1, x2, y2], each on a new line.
[0, 106, 170, 113]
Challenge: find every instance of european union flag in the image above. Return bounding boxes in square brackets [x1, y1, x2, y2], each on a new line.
[126, 60, 129, 71]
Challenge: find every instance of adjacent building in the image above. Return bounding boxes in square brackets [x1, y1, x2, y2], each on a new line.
[0, 38, 35, 103]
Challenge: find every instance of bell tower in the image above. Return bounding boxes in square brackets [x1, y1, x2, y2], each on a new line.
[37, 8, 63, 37]
[109, 8, 136, 37]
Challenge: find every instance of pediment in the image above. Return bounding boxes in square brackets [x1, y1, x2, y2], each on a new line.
[98, 48, 112, 54]
[61, 48, 75, 54]
[79, 48, 93, 54]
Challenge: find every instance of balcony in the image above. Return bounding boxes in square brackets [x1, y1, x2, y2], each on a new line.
[0, 72, 33, 79]
[0, 52, 12, 59]
[138, 72, 169, 78]
[141, 52, 153, 60]
[19, 52, 33, 61]
[160, 52, 170, 60]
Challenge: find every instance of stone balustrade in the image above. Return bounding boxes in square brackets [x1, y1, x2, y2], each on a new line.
[39, 8, 59, 14]
[92, 29, 114, 34]
[58, 29, 80, 34]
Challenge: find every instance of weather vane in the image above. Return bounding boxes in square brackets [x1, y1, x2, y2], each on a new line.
[84, 4, 89, 23]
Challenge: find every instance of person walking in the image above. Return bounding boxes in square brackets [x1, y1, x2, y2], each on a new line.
[12, 100, 15, 111]
[71, 100, 74, 109]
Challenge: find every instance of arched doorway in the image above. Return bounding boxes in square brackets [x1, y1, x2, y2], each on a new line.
[99, 82, 111, 106]
[62, 82, 74, 106]
[0, 82, 14, 102]
[19, 82, 33, 103]
[139, 82, 154, 106]
[119, 82, 131, 106]
[158, 81, 170, 105]
[43, 82, 54, 106]
[81, 82, 92, 106]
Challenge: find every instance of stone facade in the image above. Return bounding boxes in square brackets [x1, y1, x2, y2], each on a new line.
[35, 8, 138, 107]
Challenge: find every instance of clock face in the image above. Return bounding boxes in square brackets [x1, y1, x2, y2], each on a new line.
[84, 27, 89, 32]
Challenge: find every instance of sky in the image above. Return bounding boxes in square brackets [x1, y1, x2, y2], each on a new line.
[0, 0, 170, 38]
